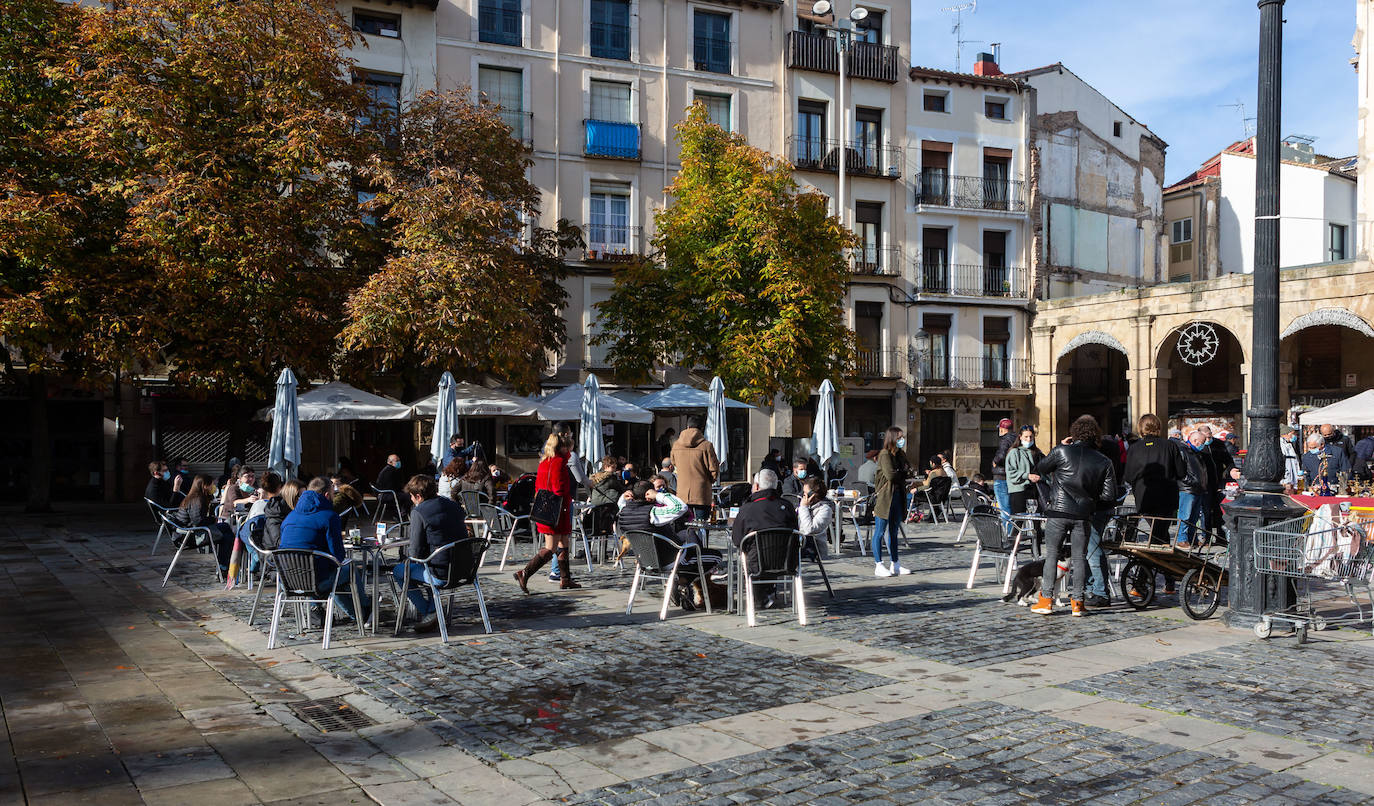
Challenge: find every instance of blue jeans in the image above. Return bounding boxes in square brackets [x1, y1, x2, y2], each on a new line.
[1177, 492, 1207, 544]
[993, 479, 1012, 529]
[872, 497, 904, 564]
[1086, 510, 1111, 598]
[393, 563, 442, 619]
[318, 566, 369, 621]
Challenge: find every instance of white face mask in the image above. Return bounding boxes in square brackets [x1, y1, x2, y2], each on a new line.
[1021, 439, 1033, 447]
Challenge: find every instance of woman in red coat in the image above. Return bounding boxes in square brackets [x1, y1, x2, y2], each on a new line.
[514, 431, 581, 591]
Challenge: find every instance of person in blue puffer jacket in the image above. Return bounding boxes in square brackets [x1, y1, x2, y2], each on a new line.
[278, 481, 370, 623]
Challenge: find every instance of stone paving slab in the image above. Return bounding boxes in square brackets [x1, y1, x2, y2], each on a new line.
[315, 622, 888, 763]
[563, 701, 1369, 805]
[1062, 639, 1374, 755]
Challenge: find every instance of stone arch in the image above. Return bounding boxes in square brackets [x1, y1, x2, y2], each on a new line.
[1152, 319, 1249, 369]
[1054, 330, 1129, 365]
[1280, 307, 1374, 340]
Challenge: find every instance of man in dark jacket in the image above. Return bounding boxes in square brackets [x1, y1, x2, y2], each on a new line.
[1320, 424, 1357, 467]
[1302, 432, 1350, 494]
[375, 454, 411, 516]
[144, 460, 173, 507]
[732, 470, 799, 608]
[279, 483, 369, 623]
[395, 475, 467, 633]
[1197, 425, 1238, 539]
[1176, 431, 1211, 547]
[1355, 434, 1374, 481]
[990, 418, 1017, 518]
[781, 458, 809, 498]
[1028, 415, 1116, 617]
[1123, 415, 1186, 544]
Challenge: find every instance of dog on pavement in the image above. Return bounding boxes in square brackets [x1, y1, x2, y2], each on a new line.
[1002, 559, 1069, 605]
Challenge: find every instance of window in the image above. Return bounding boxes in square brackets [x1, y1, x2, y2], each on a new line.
[855, 9, 883, 43]
[1171, 218, 1193, 243]
[853, 107, 882, 173]
[589, 183, 631, 253]
[795, 99, 826, 167]
[983, 231, 1008, 296]
[983, 317, 1011, 387]
[921, 227, 949, 292]
[478, 0, 521, 46]
[589, 79, 632, 123]
[983, 154, 1010, 209]
[478, 66, 525, 142]
[358, 71, 402, 132]
[984, 98, 1007, 120]
[922, 90, 948, 113]
[693, 10, 731, 74]
[590, 0, 631, 60]
[1113, 120, 1123, 137]
[695, 91, 732, 131]
[854, 202, 883, 271]
[357, 189, 378, 226]
[921, 313, 951, 383]
[918, 144, 950, 205]
[855, 302, 884, 375]
[354, 9, 400, 37]
[1330, 223, 1349, 261]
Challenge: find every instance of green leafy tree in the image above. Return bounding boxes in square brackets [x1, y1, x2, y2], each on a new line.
[338, 90, 581, 395]
[593, 104, 855, 403]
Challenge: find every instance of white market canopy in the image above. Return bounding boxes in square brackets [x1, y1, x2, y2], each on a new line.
[538, 385, 654, 424]
[1298, 389, 1374, 426]
[410, 382, 538, 418]
[633, 383, 754, 411]
[262, 381, 413, 421]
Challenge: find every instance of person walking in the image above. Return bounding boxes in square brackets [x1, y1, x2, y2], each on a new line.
[514, 432, 580, 592]
[670, 415, 720, 523]
[990, 418, 1017, 518]
[1028, 415, 1116, 617]
[1005, 426, 1044, 517]
[872, 426, 912, 577]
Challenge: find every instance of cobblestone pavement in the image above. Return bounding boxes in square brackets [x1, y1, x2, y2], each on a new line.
[316, 622, 888, 762]
[566, 701, 1365, 806]
[1063, 639, 1374, 754]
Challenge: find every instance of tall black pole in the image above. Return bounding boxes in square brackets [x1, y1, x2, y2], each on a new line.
[1224, 0, 1301, 632]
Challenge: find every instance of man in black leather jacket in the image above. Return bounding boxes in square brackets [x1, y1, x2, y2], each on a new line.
[1028, 415, 1117, 617]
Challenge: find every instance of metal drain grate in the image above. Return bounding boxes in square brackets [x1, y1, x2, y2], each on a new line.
[287, 696, 378, 733]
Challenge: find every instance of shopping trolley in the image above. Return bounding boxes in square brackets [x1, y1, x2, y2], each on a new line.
[1252, 510, 1374, 642]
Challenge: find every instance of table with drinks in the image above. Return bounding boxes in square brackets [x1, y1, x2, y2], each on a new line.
[346, 521, 408, 635]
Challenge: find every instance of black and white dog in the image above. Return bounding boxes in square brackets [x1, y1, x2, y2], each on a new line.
[1002, 559, 1069, 605]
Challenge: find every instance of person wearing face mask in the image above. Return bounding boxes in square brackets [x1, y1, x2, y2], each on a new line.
[1175, 431, 1212, 548]
[374, 453, 411, 516]
[219, 466, 258, 521]
[144, 460, 174, 508]
[1005, 426, 1045, 518]
[781, 458, 809, 498]
[1301, 432, 1349, 495]
[456, 458, 497, 502]
[872, 426, 912, 578]
[1280, 424, 1301, 491]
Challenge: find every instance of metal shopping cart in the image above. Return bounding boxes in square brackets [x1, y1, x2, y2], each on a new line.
[1252, 511, 1374, 642]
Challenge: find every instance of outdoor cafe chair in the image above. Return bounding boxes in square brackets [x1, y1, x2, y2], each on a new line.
[372, 485, 402, 524]
[622, 530, 713, 620]
[954, 487, 997, 544]
[458, 490, 491, 542]
[965, 506, 1033, 594]
[267, 550, 361, 650]
[240, 520, 276, 626]
[575, 502, 618, 571]
[145, 498, 177, 556]
[159, 513, 221, 588]
[923, 476, 954, 524]
[392, 537, 491, 641]
[479, 503, 531, 570]
[740, 529, 806, 628]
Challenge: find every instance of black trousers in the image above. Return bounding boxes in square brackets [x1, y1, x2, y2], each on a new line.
[1041, 517, 1089, 600]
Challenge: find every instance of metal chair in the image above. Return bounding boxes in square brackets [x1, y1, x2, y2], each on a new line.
[576, 503, 618, 571]
[372, 485, 402, 524]
[241, 521, 275, 626]
[145, 498, 177, 556]
[159, 514, 221, 588]
[740, 529, 805, 627]
[924, 476, 954, 524]
[458, 490, 491, 542]
[479, 503, 531, 570]
[954, 488, 996, 544]
[393, 537, 491, 641]
[799, 531, 835, 600]
[267, 550, 360, 650]
[623, 530, 713, 620]
[965, 507, 1032, 593]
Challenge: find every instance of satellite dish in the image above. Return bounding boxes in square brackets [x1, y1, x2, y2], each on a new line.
[811, 1, 833, 16]
[850, 7, 869, 21]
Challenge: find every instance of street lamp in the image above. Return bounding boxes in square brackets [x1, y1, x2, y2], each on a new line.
[809, 1, 869, 231]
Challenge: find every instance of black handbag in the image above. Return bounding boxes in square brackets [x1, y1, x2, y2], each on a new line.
[530, 488, 563, 528]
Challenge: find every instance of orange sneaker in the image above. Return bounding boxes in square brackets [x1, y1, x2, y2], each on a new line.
[1071, 599, 1086, 617]
[1030, 595, 1054, 614]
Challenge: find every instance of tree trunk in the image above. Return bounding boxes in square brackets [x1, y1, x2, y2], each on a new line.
[26, 369, 52, 513]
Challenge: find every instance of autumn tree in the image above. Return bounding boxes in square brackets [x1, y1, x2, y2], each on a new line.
[338, 90, 581, 394]
[593, 105, 856, 403]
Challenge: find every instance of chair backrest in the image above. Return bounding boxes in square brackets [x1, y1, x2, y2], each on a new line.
[145, 497, 169, 524]
[459, 489, 489, 515]
[970, 509, 1017, 553]
[583, 502, 617, 536]
[479, 503, 514, 535]
[273, 549, 337, 596]
[504, 475, 536, 516]
[741, 529, 800, 577]
[782, 493, 801, 508]
[719, 482, 751, 508]
[623, 530, 680, 573]
[428, 537, 487, 588]
[963, 487, 995, 510]
[929, 475, 953, 504]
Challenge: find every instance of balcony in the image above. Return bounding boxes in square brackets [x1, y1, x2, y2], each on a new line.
[915, 172, 1027, 213]
[584, 119, 640, 159]
[914, 263, 1029, 298]
[849, 246, 902, 276]
[910, 355, 1030, 390]
[786, 30, 900, 83]
[851, 348, 903, 379]
[787, 136, 903, 178]
[494, 108, 533, 147]
[581, 224, 642, 263]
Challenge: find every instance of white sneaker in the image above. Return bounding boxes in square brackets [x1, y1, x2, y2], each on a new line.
[891, 562, 912, 576]
[874, 562, 894, 578]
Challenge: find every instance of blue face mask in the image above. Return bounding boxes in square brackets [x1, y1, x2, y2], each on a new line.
[896, 438, 906, 450]
[1307, 447, 1322, 454]
[161, 471, 171, 481]
[622, 469, 633, 480]
[796, 470, 807, 479]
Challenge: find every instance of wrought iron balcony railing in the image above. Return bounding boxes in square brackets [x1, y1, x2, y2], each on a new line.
[913, 263, 1029, 298]
[786, 31, 900, 83]
[585, 119, 640, 159]
[910, 355, 1030, 389]
[582, 224, 642, 262]
[850, 246, 902, 276]
[914, 172, 1027, 212]
[788, 136, 903, 178]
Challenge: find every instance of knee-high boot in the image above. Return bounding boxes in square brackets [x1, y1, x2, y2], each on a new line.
[558, 547, 581, 589]
[514, 548, 553, 594]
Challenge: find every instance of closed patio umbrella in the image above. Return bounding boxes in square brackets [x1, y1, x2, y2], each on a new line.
[268, 368, 302, 479]
[813, 379, 839, 468]
[706, 376, 729, 474]
[430, 371, 459, 469]
[579, 374, 606, 473]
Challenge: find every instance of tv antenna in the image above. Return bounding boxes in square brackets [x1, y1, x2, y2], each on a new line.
[1217, 98, 1255, 139]
[941, 1, 978, 72]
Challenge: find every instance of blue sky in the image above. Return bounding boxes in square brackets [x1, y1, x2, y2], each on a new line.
[908, 0, 1357, 184]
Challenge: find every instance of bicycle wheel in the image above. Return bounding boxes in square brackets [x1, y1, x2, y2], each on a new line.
[1179, 566, 1221, 620]
[1120, 559, 1155, 610]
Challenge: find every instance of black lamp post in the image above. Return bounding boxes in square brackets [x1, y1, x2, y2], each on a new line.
[1223, 0, 1302, 630]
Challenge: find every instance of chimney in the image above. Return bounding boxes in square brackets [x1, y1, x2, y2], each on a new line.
[973, 51, 1003, 77]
